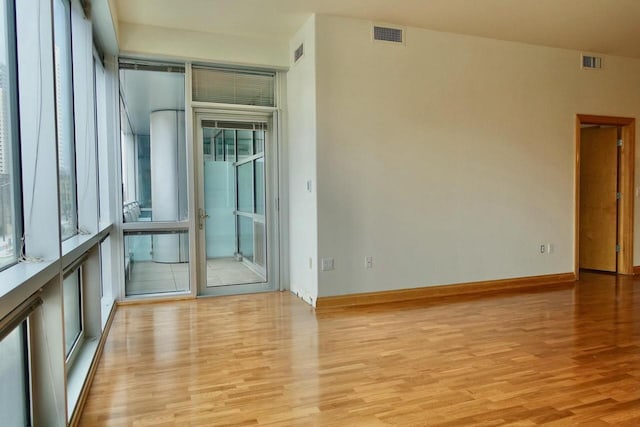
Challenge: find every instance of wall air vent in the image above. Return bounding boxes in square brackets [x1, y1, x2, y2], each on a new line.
[581, 54, 603, 70]
[373, 25, 404, 44]
[294, 43, 304, 63]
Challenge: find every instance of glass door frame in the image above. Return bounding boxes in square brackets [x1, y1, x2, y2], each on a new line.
[235, 149, 267, 277]
[194, 109, 280, 297]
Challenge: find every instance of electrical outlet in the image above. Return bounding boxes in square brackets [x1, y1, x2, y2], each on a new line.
[321, 257, 335, 271]
[365, 256, 373, 269]
[540, 244, 546, 254]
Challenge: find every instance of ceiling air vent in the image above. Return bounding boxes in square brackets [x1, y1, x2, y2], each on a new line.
[294, 43, 304, 63]
[373, 25, 404, 44]
[581, 54, 602, 70]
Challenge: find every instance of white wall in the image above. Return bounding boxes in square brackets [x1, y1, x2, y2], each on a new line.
[286, 16, 319, 305]
[118, 22, 288, 68]
[311, 15, 640, 297]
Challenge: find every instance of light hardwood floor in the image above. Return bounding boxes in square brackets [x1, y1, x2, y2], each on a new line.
[81, 272, 640, 426]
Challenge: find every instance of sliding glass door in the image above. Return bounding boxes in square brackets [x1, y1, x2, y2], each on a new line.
[196, 112, 277, 296]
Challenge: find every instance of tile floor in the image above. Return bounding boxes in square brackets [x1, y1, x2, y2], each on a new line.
[126, 257, 264, 295]
[126, 261, 189, 296]
[206, 257, 265, 287]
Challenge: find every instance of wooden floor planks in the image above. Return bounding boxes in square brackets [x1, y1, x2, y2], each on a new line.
[80, 272, 640, 426]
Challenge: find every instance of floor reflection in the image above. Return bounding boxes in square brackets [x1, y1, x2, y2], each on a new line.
[84, 272, 640, 425]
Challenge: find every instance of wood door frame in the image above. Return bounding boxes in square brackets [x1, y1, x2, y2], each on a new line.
[575, 114, 635, 278]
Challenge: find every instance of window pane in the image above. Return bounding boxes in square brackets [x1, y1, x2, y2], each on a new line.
[191, 67, 275, 107]
[236, 130, 253, 162]
[224, 130, 235, 161]
[119, 67, 186, 223]
[53, 0, 77, 240]
[136, 135, 151, 210]
[124, 231, 189, 296]
[254, 130, 264, 154]
[0, 322, 30, 426]
[254, 158, 265, 215]
[238, 216, 253, 262]
[63, 269, 82, 357]
[202, 127, 212, 159]
[0, 0, 19, 269]
[214, 130, 224, 161]
[237, 162, 253, 213]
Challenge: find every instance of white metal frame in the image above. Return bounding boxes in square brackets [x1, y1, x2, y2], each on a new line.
[114, 60, 193, 301]
[194, 108, 280, 297]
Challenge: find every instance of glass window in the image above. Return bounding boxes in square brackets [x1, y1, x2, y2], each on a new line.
[236, 130, 253, 161]
[53, 0, 77, 240]
[119, 65, 186, 222]
[255, 158, 265, 215]
[0, 322, 31, 426]
[224, 130, 235, 161]
[63, 268, 82, 357]
[237, 162, 253, 213]
[202, 128, 212, 160]
[237, 216, 254, 262]
[254, 130, 264, 154]
[214, 130, 224, 161]
[95, 57, 112, 224]
[124, 231, 189, 296]
[136, 135, 151, 210]
[0, 0, 20, 270]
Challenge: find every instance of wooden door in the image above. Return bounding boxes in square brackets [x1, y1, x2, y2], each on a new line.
[579, 127, 618, 272]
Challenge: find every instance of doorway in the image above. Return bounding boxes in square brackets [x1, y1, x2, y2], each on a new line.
[575, 115, 635, 277]
[195, 111, 279, 296]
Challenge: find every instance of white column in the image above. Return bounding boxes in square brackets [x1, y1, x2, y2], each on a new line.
[150, 110, 187, 263]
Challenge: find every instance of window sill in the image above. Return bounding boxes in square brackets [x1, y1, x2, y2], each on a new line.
[61, 223, 113, 269]
[0, 223, 113, 321]
[0, 259, 59, 321]
[66, 336, 99, 420]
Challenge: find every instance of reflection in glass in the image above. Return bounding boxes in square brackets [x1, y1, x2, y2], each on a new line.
[224, 130, 235, 161]
[214, 130, 224, 161]
[53, 0, 77, 240]
[254, 220, 265, 268]
[238, 216, 254, 262]
[0, 322, 30, 426]
[136, 136, 151, 209]
[255, 158, 265, 216]
[254, 130, 264, 154]
[204, 142, 235, 257]
[119, 66, 186, 223]
[124, 231, 189, 296]
[237, 162, 253, 213]
[0, 0, 19, 269]
[63, 269, 82, 357]
[203, 125, 267, 288]
[236, 130, 253, 161]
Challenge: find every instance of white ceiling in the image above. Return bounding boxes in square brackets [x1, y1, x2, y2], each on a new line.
[120, 69, 185, 135]
[114, 0, 640, 58]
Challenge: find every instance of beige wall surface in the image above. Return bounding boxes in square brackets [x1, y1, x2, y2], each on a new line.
[118, 22, 289, 68]
[286, 16, 319, 305]
[312, 15, 640, 297]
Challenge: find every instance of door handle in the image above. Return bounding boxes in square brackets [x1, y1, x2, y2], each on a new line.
[198, 208, 210, 230]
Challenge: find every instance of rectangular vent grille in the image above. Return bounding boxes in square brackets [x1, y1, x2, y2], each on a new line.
[582, 55, 602, 69]
[373, 25, 404, 43]
[294, 43, 304, 62]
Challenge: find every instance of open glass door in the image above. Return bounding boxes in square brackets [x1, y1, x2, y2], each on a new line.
[196, 113, 277, 296]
